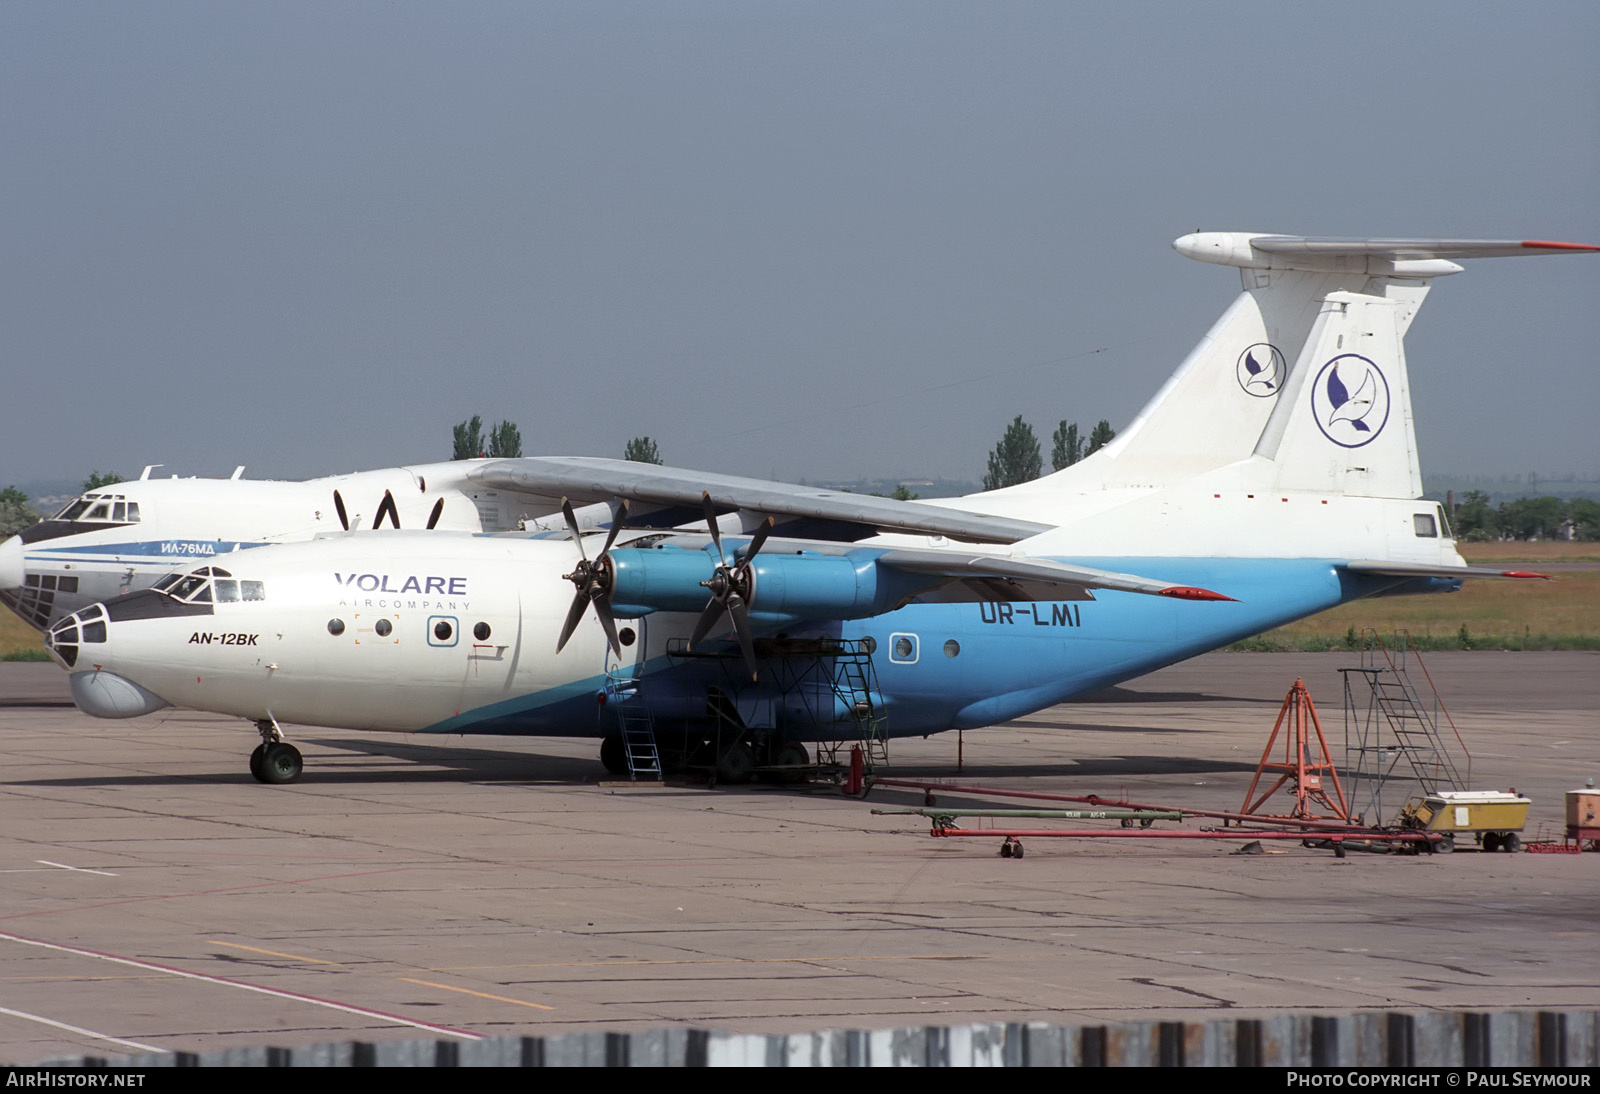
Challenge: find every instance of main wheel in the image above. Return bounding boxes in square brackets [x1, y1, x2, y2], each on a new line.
[599, 736, 630, 777]
[715, 740, 756, 785]
[770, 742, 811, 785]
[259, 742, 303, 784]
[248, 744, 268, 783]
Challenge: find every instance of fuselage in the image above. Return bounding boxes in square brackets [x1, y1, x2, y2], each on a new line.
[47, 483, 1461, 744]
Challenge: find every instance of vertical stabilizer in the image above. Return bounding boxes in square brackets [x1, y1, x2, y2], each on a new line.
[1254, 281, 1427, 498]
[1085, 268, 1358, 487]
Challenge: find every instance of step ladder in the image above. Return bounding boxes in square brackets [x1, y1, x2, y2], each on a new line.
[1342, 630, 1470, 824]
[832, 639, 888, 769]
[604, 663, 661, 781]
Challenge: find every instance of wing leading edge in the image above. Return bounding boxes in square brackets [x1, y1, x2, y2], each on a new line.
[471, 456, 1051, 544]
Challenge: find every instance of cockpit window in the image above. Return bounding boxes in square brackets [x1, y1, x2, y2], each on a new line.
[49, 493, 140, 524]
[1413, 513, 1438, 538]
[161, 566, 262, 604]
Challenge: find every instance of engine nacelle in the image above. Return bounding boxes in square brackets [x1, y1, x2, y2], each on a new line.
[605, 546, 926, 623]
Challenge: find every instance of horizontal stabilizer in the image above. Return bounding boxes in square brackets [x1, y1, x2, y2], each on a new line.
[1176, 233, 1598, 275]
[1343, 561, 1550, 580]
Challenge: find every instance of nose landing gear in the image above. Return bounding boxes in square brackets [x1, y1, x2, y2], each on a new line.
[249, 716, 303, 784]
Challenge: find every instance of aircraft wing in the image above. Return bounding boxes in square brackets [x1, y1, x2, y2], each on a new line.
[1342, 561, 1550, 580]
[875, 548, 1235, 600]
[470, 457, 1050, 544]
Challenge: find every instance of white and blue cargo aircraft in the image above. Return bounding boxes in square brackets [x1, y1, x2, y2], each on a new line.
[38, 234, 1593, 784]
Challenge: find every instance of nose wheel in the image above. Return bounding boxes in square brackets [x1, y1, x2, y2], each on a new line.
[249, 718, 303, 784]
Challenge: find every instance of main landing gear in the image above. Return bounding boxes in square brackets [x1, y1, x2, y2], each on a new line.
[249, 717, 303, 784]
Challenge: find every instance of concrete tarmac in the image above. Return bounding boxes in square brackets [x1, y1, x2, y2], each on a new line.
[1, 653, 1595, 1063]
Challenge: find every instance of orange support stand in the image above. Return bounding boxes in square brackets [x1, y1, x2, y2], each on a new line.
[1239, 679, 1351, 822]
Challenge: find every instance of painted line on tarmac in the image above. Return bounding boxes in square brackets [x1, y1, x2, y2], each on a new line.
[0, 930, 483, 1041]
[398, 978, 556, 1011]
[35, 860, 118, 877]
[208, 940, 339, 965]
[0, 1004, 164, 1054]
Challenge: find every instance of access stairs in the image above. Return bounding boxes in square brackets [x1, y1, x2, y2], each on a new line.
[1341, 630, 1470, 825]
[603, 663, 662, 781]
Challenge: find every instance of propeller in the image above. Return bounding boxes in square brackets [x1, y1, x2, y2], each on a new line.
[556, 497, 629, 657]
[332, 489, 446, 531]
[687, 492, 774, 681]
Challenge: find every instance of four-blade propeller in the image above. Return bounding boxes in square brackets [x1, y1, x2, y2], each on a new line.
[688, 493, 774, 681]
[556, 498, 629, 657]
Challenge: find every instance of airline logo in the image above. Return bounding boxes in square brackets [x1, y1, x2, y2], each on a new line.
[1310, 354, 1389, 448]
[1235, 343, 1285, 397]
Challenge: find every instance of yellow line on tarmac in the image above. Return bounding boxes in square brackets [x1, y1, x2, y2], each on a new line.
[209, 940, 338, 965]
[398, 978, 556, 1011]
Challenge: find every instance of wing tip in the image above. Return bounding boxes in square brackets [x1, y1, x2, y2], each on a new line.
[1521, 240, 1600, 252]
[1159, 585, 1237, 602]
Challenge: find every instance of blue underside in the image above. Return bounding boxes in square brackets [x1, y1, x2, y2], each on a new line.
[421, 557, 1428, 741]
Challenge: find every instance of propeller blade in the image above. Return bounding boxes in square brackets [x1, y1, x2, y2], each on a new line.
[560, 498, 588, 561]
[726, 591, 759, 681]
[742, 516, 775, 563]
[689, 597, 726, 650]
[556, 591, 589, 653]
[426, 497, 445, 530]
[333, 490, 349, 532]
[594, 592, 622, 658]
[374, 490, 400, 530]
[599, 499, 630, 558]
[701, 492, 724, 562]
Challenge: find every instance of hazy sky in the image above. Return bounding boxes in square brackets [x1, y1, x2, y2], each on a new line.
[4, 2, 1597, 489]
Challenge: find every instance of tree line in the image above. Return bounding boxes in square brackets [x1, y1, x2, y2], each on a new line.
[1451, 490, 1600, 541]
[983, 416, 1115, 490]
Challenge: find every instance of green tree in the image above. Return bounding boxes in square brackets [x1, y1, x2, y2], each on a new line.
[1497, 495, 1566, 541]
[1085, 418, 1116, 456]
[1568, 498, 1600, 541]
[624, 436, 663, 464]
[1453, 490, 1498, 541]
[82, 470, 122, 492]
[0, 486, 38, 537]
[1050, 421, 1082, 471]
[451, 415, 485, 460]
[891, 484, 919, 501]
[487, 420, 523, 458]
[982, 416, 1042, 491]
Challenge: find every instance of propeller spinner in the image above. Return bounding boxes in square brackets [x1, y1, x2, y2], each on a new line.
[687, 492, 774, 681]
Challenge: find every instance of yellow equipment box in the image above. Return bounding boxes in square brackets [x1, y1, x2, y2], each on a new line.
[1398, 790, 1531, 853]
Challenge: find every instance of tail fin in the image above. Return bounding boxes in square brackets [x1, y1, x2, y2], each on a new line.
[1054, 234, 1596, 499]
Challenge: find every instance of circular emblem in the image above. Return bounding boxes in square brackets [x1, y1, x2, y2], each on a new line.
[1309, 353, 1390, 448]
[1235, 343, 1285, 398]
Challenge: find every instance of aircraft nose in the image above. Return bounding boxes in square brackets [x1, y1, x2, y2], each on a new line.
[0, 535, 22, 595]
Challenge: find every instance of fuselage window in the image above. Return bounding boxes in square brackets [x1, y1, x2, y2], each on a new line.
[944, 639, 961, 658]
[241, 581, 265, 602]
[434, 620, 453, 642]
[1413, 513, 1438, 538]
[375, 618, 393, 638]
[474, 621, 492, 642]
[328, 618, 345, 636]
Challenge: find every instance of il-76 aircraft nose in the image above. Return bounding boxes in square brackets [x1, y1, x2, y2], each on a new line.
[0, 534, 22, 596]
